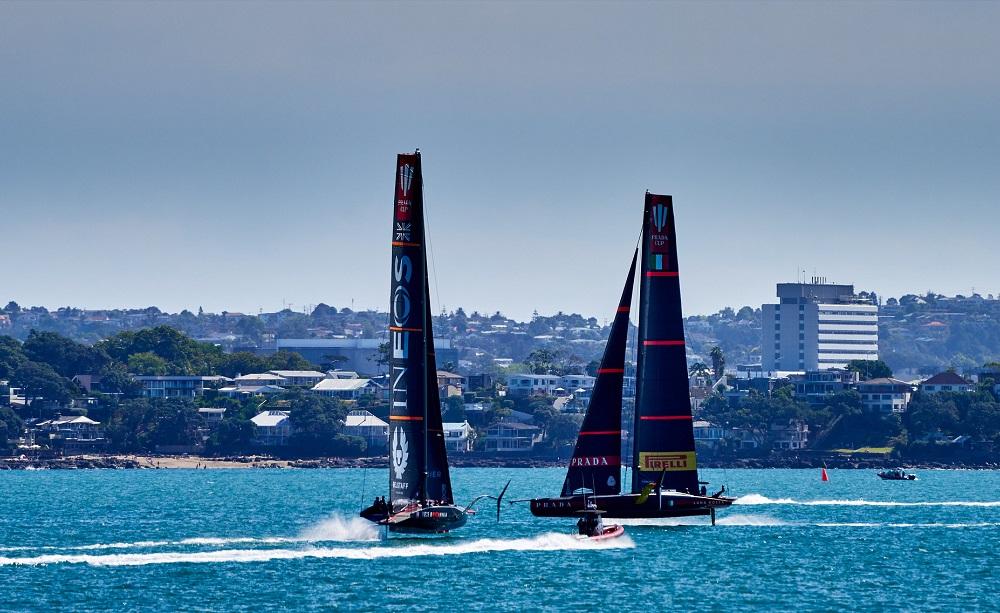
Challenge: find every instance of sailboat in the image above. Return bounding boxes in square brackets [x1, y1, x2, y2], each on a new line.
[359, 151, 498, 533]
[530, 193, 735, 521]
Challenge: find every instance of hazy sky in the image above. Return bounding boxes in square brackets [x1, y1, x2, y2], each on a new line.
[2, 1, 998, 321]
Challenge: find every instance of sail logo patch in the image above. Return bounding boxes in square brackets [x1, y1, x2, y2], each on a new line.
[569, 455, 619, 467]
[395, 222, 412, 242]
[648, 204, 670, 255]
[391, 427, 409, 480]
[399, 164, 414, 197]
[638, 451, 696, 472]
[651, 204, 668, 232]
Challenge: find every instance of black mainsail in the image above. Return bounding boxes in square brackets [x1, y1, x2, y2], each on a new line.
[631, 193, 699, 495]
[560, 250, 637, 497]
[387, 152, 453, 508]
[529, 192, 734, 520]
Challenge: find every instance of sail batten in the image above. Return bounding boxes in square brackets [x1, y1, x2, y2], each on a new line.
[630, 193, 700, 495]
[388, 152, 453, 507]
[559, 250, 637, 497]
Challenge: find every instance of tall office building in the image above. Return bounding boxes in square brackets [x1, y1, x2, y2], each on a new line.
[762, 279, 878, 371]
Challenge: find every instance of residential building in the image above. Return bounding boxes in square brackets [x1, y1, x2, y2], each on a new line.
[443, 420, 475, 453]
[770, 419, 809, 450]
[251, 410, 292, 446]
[762, 280, 878, 371]
[506, 374, 561, 397]
[197, 407, 227, 425]
[857, 378, 914, 413]
[465, 373, 496, 392]
[134, 376, 224, 399]
[234, 373, 288, 388]
[343, 409, 389, 451]
[218, 384, 286, 398]
[484, 422, 542, 452]
[35, 415, 106, 453]
[267, 370, 328, 387]
[920, 371, 975, 394]
[693, 420, 725, 449]
[790, 369, 860, 405]
[328, 370, 360, 380]
[436, 371, 465, 391]
[272, 338, 457, 375]
[312, 378, 381, 399]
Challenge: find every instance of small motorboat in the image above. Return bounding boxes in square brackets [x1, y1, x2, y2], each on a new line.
[576, 504, 625, 541]
[878, 468, 917, 481]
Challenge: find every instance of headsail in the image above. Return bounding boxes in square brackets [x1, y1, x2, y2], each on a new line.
[388, 152, 453, 506]
[560, 250, 637, 497]
[630, 193, 699, 495]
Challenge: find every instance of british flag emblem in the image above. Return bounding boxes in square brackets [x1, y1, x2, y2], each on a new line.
[395, 222, 412, 242]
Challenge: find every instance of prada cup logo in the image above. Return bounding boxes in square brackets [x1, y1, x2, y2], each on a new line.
[391, 426, 409, 480]
[399, 164, 414, 197]
[651, 203, 668, 232]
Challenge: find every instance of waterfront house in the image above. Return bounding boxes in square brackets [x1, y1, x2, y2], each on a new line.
[197, 407, 227, 426]
[506, 374, 561, 397]
[484, 422, 542, 452]
[267, 370, 328, 387]
[250, 410, 292, 446]
[693, 420, 725, 449]
[443, 420, 475, 453]
[789, 369, 860, 405]
[234, 373, 289, 388]
[134, 375, 229, 399]
[218, 384, 286, 398]
[343, 409, 389, 451]
[769, 419, 809, 451]
[857, 378, 914, 413]
[35, 415, 106, 453]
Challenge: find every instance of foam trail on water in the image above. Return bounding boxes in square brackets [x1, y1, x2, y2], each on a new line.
[815, 522, 1000, 528]
[0, 514, 377, 554]
[0, 533, 634, 567]
[735, 494, 1000, 507]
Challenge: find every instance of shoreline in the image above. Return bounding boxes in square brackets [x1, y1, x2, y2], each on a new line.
[0, 454, 997, 471]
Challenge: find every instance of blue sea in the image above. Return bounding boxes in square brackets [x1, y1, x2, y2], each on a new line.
[1, 467, 998, 611]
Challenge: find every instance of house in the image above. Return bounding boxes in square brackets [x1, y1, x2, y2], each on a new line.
[35, 415, 106, 453]
[559, 375, 596, 393]
[506, 374, 561, 397]
[437, 371, 465, 391]
[197, 407, 227, 425]
[234, 373, 289, 388]
[465, 373, 495, 392]
[71, 374, 104, 394]
[327, 370, 360, 380]
[789, 369, 860, 405]
[920, 371, 975, 394]
[484, 422, 542, 452]
[770, 419, 809, 451]
[312, 378, 381, 399]
[134, 376, 223, 399]
[857, 378, 914, 413]
[251, 410, 292, 446]
[343, 409, 389, 451]
[693, 420, 725, 449]
[443, 420, 475, 453]
[218, 384, 286, 398]
[267, 370, 328, 387]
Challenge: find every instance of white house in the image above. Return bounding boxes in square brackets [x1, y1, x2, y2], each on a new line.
[312, 378, 381, 399]
[770, 419, 809, 450]
[343, 409, 389, 451]
[234, 373, 288, 388]
[443, 420, 475, 453]
[251, 410, 292, 446]
[693, 420, 725, 448]
[920, 371, 975, 394]
[267, 370, 328, 387]
[198, 407, 227, 425]
[218, 384, 286, 398]
[506, 374, 561, 397]
[857, 378, 914, 413]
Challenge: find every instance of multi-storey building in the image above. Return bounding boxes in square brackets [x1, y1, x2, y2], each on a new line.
[762, 280, 878, 371]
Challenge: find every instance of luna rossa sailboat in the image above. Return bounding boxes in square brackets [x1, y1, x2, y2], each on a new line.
[530, 193, 734, 521]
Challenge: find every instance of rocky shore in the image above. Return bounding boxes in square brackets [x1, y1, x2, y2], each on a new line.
[1, 454, 996, 471]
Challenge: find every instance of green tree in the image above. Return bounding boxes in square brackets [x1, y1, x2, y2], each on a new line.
[0, 405, 25, 453]
[23, 330, 108, 378]
[709, 346, 726, 379]
[846, 359, 893, 380]
[11, 361, 74, 406]
[0, 336, 27, 379]
[442, 396, 466, 422]
[525, 348, 559, 375]
[128, 352, 170, 376]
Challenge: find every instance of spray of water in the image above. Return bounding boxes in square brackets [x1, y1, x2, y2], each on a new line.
[735, 494, 1000, 507]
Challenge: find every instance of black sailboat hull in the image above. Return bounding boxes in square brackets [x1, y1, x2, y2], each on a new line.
[361, 503, 467, 533]
[530, 492, 734, 519]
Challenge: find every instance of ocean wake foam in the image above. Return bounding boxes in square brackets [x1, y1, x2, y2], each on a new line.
[735, 494, 1000, 507]
[0, 532, 634, 567]
[617, 514, 788, 527]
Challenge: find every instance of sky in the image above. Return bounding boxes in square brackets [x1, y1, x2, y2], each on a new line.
[2, 1, 998, 322]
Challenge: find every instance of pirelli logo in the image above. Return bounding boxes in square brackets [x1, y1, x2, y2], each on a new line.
[638, 451, 696, 472]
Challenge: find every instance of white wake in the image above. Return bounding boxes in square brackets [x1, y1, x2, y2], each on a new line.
[735, 494, 1000, 507]
[617, 514, 789, 527]
[0, 532, 634, 567]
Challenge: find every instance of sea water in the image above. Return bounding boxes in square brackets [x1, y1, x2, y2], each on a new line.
[0, 468, 997, 611]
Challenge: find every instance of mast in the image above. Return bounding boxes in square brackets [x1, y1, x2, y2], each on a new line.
[560, 250, 637, 497]
[630, 193, 699, 495]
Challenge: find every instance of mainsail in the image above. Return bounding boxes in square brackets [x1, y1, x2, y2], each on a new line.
[630, 193, 700, 495]
[560, 250, 637, 497]
[388, 152, 454, 506]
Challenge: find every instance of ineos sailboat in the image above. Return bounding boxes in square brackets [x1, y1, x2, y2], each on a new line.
[360, 152, 505, 533]
[530, 193, 734, 521]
